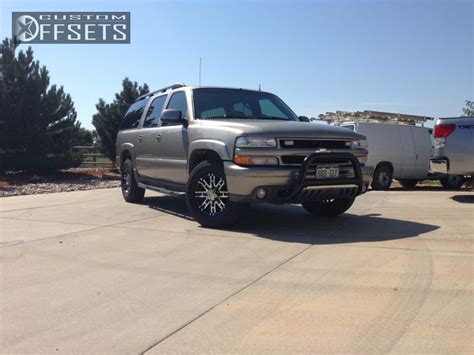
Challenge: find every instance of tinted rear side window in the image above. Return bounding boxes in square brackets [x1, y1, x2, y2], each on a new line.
[120, 98, 149, 130]
[143, 95, 167, 128]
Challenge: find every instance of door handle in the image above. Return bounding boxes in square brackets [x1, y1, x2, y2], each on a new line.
[137, 135, 143, 143]
[156, 133, 162, 142]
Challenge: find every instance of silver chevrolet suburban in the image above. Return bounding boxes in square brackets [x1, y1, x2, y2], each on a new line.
[116, 84, 373, 227]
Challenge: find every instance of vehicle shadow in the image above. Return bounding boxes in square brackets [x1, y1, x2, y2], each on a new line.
[145, 195, 439, 245]
[451, 195, 474, 204]
[389, 186, 448, 192]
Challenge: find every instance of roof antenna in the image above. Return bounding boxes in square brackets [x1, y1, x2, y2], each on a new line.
[199, 57, 202, 87]
[258, 83, 261, 91]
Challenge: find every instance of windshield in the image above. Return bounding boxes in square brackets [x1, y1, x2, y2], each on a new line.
[193, 88, 299, 121]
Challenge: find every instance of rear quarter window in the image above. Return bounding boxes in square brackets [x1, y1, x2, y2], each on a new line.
[120, 98, 149, 130]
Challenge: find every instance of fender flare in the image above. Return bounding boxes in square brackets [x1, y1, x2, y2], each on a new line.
[188, 139, 232, 161]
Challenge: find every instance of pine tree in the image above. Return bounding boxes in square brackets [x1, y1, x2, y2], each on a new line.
[92, 78, 149, 162]
[0, 37, 82, 173]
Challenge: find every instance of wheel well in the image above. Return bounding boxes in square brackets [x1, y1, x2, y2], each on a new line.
[121, 150, 132, 167]
[188, 149, 222, 173]
[375, 161, 393, 173]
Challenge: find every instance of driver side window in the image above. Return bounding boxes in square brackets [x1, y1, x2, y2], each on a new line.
[143, 95, 167, 128]
[167, 91, 188, 119]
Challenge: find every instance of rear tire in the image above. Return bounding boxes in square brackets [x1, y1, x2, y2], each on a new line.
[120, 159, 145, 203]
[398, 179, 418, 188]
[302, 197, 355, 217]
[186, 161, 247, 228]
[371, 165, 393, 190]
[440, 175, 464, 189]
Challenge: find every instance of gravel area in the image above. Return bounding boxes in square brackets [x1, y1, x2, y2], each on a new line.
[0, 168, 121, 197]
[0, 179, 120, 197]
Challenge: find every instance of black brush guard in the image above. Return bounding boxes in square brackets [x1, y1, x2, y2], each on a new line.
[284, 152, 364, 202]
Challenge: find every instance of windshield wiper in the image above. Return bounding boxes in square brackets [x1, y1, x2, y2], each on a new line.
[203, 115, 252, 120]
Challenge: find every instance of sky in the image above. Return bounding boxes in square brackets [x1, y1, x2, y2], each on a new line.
[1, 0, 472, 129]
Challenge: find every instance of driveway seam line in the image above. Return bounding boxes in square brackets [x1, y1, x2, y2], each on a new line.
[140, 198, 383, 353]
[140, 242, 315, 354]
[0, 215, 164, 249]
[0, 197, 110, 213]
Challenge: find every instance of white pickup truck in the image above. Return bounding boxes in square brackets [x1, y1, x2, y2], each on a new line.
[430, 117, 474, 177]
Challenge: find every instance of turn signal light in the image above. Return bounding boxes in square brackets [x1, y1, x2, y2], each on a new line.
[434, 123, 455, 138]
[234, 155, 279, 166]
[234, 155, 252, 165]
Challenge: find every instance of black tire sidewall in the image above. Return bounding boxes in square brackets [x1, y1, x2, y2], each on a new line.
[120, 159, 145, 203]
[440, 175, 464, 189]
[371, 165, 393, 190]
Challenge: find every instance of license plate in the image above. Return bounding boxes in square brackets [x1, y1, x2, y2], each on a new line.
[316, 167, 339, 179]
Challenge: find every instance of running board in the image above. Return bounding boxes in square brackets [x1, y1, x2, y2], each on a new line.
[138, 182, 186, 197]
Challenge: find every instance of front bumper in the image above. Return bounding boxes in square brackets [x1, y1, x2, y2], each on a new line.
[430, 157, 449, 175]
[225, 152, 373, 203]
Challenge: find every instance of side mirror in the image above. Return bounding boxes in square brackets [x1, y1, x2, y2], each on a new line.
[161, 109, 188, 127]
[299, 116, 310, 122]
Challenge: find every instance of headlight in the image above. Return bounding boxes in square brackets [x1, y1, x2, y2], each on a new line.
[352, 139, 368, 150]
[235, 136, 277, 148]
[234, 155, 279, 166]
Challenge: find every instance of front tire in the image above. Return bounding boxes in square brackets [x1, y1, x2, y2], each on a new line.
[398, 179, 418, 188]
[121, 159, 145, 203]
[302, 197, 355, 217]
[440, 175, 464, 189]
[186, 161, 246, 228]
[371, 165, 393, 190]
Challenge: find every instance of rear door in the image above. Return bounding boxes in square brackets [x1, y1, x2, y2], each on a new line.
[119, 98, 149, 172]
[134, 94, 168, 178]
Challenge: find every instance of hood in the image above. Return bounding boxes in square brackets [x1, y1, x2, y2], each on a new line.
[198, 119, 365, 140]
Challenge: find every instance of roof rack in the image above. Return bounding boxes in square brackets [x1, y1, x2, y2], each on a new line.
[317, 110, 434, 126]
[136, 83, 186, 101]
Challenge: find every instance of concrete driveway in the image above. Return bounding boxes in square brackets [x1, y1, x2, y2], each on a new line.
[1, 188, 473, 353]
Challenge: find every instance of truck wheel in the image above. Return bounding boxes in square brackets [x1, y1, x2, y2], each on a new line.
[186, 161, 246, 228]
[120, 159, 145, 203]
[440, 175, 464, 189]
[398, 179, 418, 188]
[302, 197, 355, 217]
[371, 165, 393, 190]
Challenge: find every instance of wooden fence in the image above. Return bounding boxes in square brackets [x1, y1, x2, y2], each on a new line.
[73, 146, 113, 168]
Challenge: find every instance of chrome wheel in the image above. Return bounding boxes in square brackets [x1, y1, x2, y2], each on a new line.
[194, 172, 229, 216]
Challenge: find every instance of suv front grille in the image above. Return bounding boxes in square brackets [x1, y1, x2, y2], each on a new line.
[279, 139, 349, 149]
[281, 156, 350, 165]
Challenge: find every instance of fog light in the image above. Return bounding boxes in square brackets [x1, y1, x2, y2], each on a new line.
[256, 188, 266, 199]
